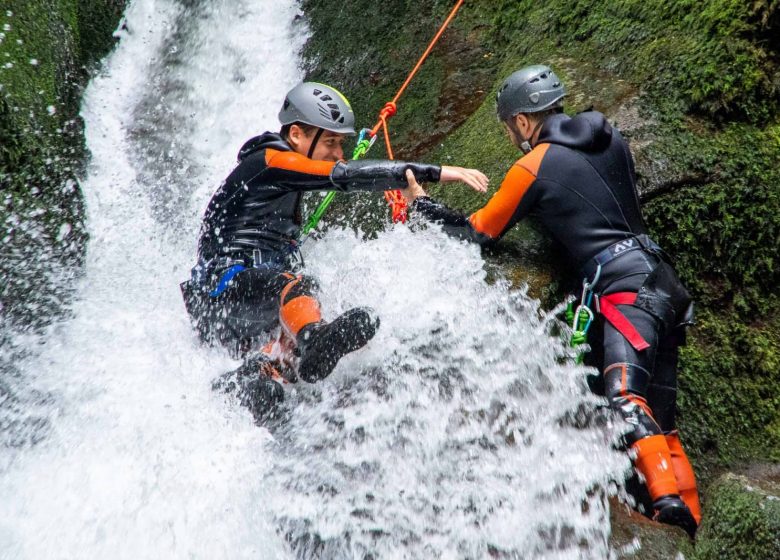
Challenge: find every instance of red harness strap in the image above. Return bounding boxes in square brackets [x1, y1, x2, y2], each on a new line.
[597, 292, 650, 351]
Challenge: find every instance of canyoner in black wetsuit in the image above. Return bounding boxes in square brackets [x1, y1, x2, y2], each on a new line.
[401, 65, 702, 537]
[181, 82, 489, 421]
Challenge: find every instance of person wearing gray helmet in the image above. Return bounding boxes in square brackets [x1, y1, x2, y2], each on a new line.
[181, 82, 488, 420]
[400, 65, 702, 537]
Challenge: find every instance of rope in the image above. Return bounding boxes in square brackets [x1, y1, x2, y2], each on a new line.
[303, 0, 466, 233]
[369, 0, 465, 223]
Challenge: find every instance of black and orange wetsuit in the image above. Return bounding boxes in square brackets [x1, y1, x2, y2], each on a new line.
[183, 131, 441, 355]
[414, 111, 701, 526]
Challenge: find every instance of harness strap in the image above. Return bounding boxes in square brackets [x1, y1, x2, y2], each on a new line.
[597, 292, 650, 351]
[583, 234, 666, 279]
[209, 264, 246, 297]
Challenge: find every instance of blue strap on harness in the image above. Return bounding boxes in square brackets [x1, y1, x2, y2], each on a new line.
[209, 264, 246, 297]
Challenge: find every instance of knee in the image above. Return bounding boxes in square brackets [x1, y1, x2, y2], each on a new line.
[281, 275, 319, 304]
[604, 362, 662, 444]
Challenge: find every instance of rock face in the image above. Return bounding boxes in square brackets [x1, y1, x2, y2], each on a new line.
[692, 471, 780, 560]
[0, 0, 125, 327]
[300, 0, 780, 555]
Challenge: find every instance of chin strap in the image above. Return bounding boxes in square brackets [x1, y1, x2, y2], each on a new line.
[518, 118, 547, 154]
[306, 128, 325, 159]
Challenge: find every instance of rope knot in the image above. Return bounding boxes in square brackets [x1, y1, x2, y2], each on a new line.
[379, 101, 397, 120]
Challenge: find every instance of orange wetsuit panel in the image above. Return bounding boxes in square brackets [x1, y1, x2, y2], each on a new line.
[468, 143, 550, 239]
[265, 148, 336, 177]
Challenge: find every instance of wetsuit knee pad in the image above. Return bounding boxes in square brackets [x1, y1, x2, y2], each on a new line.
[604, 362, 662, 444]
[281, 275, 319, 304]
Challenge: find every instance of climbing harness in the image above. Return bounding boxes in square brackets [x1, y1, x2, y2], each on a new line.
[566, 234, 669, 358]
[565, 264, 600, 364]
[302, 0, 466, 235]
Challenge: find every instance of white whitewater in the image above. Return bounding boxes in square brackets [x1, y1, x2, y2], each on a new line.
[0, 1, 629, 558]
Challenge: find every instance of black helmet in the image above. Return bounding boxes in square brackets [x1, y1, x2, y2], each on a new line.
[278, 82, 356, 136]
[496, 65, 566, 122]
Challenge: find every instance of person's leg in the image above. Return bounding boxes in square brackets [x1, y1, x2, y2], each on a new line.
[277, 273, 379, 382]
[212, 355, 286, 422]
[602, 304, 696, 537]
[648, 333, 702, 524]
[208, 267, 296, 417]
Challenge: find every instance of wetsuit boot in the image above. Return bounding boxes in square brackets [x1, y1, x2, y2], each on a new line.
[296, 308, 379, 382]
[666, 431, 702, 524]
[632, 434, 698, 538]
[213, 355, 285, 421]
[278, 277, 378, 383]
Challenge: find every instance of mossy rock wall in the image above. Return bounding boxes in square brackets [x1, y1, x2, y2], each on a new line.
[0, 0, 125, 326]
[300, 0, 780, 492]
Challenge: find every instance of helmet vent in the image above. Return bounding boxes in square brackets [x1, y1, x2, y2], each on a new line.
[321, 95, 332, 101]
[330, 109, 342, 121]
[313, 89, 322, 95]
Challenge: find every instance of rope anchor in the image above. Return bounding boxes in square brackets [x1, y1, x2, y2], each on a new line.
[302, 0, 466, 235]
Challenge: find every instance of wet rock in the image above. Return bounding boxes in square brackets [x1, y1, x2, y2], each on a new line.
[608, 497, 688, 559]
[692, 471, 780, 560]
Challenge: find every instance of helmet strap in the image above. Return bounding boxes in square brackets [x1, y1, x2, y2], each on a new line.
[307, 127, 325, 159]
[511, 116, 547, 155]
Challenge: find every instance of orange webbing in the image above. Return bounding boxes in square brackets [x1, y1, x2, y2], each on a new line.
[666, 432, 702, 523]
[369, 0, 466, 223]
[631, 434, 680, 501]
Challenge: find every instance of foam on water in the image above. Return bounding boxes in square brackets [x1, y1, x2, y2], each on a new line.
[0, 1, 630, 558]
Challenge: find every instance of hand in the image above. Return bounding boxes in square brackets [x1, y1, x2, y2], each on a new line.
[402, 169, 427, 203]
[440, 166, 489, 193]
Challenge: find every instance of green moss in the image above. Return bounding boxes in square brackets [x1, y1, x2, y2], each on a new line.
[491, 0, 778, 122]
[675, 309, 780, 485]
[0, 0, 124, 325]
[691, 474, 780, 560]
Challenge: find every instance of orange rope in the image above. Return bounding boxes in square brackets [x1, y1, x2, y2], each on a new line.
[369, 0, 466, 223]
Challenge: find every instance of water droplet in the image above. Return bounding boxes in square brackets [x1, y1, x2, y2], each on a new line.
[29, 58, 38, 66]
[47, 105, 56, 116]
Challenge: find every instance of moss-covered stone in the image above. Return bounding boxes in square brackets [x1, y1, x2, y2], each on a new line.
[692, 473, 780, 559]
[0, 0, 125, 326]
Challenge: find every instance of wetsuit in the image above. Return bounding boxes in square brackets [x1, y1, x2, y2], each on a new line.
[182, 131, 441, 357]
[413, 111, 701, 526]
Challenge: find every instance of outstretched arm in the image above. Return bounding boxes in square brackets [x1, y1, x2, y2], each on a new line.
[405, 162, 540, 246]
[262, 149, 487, 194]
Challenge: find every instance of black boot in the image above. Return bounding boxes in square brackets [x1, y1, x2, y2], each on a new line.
[653, 495, 698, 539]
[297, 307, 379, 383]
[213, 355, 285, 421]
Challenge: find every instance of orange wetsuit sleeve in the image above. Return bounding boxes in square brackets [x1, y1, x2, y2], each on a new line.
[262, 148, 337, 191]
[468, 143, 549, 240]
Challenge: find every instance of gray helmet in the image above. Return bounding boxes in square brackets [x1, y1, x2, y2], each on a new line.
[496, 65, 566, 122]
[278, 82, 356, 136]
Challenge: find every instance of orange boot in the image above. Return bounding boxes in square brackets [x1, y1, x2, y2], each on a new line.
[632, 434, 698, 538]
[666, 431, 702, 524]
